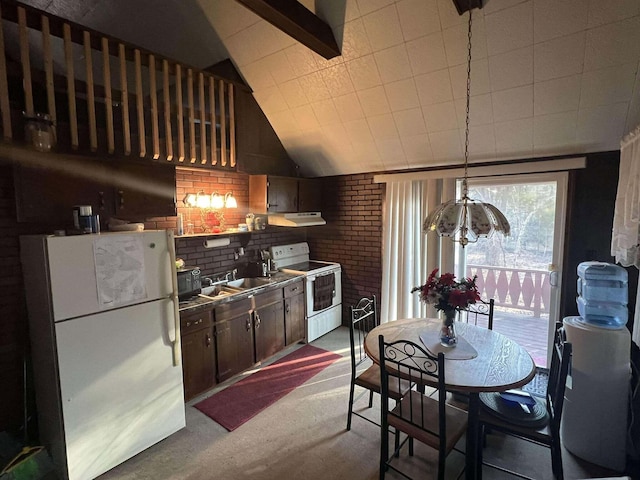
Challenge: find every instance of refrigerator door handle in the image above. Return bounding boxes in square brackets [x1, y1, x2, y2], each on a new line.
[167, 230, 181, 367]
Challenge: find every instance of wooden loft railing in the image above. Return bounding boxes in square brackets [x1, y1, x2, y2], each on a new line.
[0, 0, 240, 169]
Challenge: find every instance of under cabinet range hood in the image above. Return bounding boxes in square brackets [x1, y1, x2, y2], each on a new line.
[267, 212, 326, 227]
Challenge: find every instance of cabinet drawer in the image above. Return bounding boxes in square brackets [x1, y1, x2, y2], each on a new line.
[215, 297, 252, 323]
[253, 288, 282, 309]
[180, 309, 213, 335]
[284, 280, 304, 298]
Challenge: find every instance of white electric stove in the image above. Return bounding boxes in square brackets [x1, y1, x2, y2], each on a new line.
[270, 242, 342, 342]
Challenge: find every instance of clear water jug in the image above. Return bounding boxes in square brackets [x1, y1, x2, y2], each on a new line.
[576, 261, 628, 329]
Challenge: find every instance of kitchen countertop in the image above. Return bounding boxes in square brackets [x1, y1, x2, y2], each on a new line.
[178, 272, 304, 313]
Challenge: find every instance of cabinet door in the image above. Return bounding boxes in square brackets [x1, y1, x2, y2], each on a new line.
[285, 293, 305, 345]
[298, 178, 322, 212]
[215, 312, 254, 382]
[268, 176, 298, 213]
[254, 301, 285, 362]
[14, 161, 112, 225]
[113, 162, 177, 220]
[181, 328, 215, 401]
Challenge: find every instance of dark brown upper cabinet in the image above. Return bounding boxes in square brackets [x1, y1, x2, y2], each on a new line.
[249, 175, 322, 213]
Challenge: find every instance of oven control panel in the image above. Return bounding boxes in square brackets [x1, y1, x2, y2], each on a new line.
[270, 242, 309, 262]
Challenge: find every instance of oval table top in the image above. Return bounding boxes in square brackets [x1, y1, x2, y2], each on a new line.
[364, 318, 536, 393]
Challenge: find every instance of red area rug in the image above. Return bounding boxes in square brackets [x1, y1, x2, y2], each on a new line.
[194, 344, 341, 431]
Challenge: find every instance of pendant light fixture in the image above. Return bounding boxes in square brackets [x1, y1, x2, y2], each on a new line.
[423, 4, 510, 247]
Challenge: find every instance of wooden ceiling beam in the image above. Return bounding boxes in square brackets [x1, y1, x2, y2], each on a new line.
[235, 0, 340, 60]
[452, 0, 483, 15]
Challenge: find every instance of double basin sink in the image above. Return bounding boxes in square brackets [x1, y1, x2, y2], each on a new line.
[199, 277, 274, 300]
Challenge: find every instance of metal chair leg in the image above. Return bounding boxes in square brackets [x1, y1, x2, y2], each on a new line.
[346, 380, 355, 430]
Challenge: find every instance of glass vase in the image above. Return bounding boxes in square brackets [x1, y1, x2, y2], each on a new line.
[440, 309, 458, 347]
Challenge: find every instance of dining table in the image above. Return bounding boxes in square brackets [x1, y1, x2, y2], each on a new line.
[364, 317, 536, 480]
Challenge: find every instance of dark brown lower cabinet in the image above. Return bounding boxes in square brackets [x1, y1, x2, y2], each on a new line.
[215, 298, 254, 383]
[180, 308, 215, 401]
[254, 289, 285, 362]
[284, 280, 305, 345]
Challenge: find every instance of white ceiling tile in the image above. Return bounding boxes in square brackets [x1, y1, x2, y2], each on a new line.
[384, 78, 421, 111]
[397, 0, 441, 41]
[284, 43, 319, 78]
[483, 0, 531, 15]
[533, 32, 585, 82]
[423, 101, 459, 132]
[204, 0, 260, 40]
[368, 113, 400, 140]
[533, 111, 578, 151]
[346, 55, 382, 90]
[584, 17, 640, 72]
[488, 46, 533, 91]
[253, 85, 289, 114]
[334, 92, 365, 122]
[456, 93, 495, 126]
[262, 51, 296, 84]
[393, 108, 427, 136]
[429, 129, 463, 161]
[484, 1, 533, 56]
[494, 118, 534, 156]
[291, 105, 320, 131]
[407, 32, 448, 76]
[464, 124, 496, 159]
[400, 134, 433, 163]
[320, 64, 355, 96]
[357, 0, 395, 16]
[357, 86, 391, 116]
[362, 4, 404, 51]
[533, 0, 589, 43]
[341, 18, 373, 61]
[492, 85, 533, 122]
[311, 99, 341, 125]
[344, 119, 375, 143]
[321, 123, 352, 148]
[449, 59, 491, 98]
[279, 79, 309, 108]
[579, 63, 637, 108]
[225, 28, 260, 67]
[587, 0, 640, 28]
[351, 140, 382, 168]
[382, 156, 412, 169]
[443, 16, 488, 67]
[437, 0, 466, 30]
[252, 21, 295, 58]
[374, 44, 413, 84]
[415, 69, 454, 105]
[626, 70, 640, 134]
[297, 72, 332, 103]
[268, 110, 301, 136]
[344, 0, 362, 22]
[534, 75, 581, 116]
[240, 59, 275, 91]
[375, 137, 407, 164]
[576, 102, 629, 148]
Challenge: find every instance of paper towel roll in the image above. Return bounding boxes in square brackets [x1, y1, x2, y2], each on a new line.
[203, 237, 230, 248]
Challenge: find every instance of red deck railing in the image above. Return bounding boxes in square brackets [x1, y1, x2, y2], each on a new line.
[466, 264, 550, 317]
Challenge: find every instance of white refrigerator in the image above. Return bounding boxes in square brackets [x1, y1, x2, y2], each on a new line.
[20, 230, 185, 480]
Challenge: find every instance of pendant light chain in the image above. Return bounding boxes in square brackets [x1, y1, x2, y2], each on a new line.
[462, 8, 473, 199]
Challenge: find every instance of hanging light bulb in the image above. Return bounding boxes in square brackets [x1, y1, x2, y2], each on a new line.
[423, 5, 510, 247]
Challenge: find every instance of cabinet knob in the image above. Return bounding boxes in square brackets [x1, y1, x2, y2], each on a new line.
[206, 334, 211, 347]
[291, 287, 298, 292]
[186, 321, 191, 327]
[286, 305, 290, 313]
[118, 190, 124, 208]
[246, 318, 251, 331]
[255, 313, 261, 328]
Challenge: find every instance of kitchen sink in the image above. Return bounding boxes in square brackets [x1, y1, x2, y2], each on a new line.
[199, 285, 232, 298]
[226, 277, 273, 289]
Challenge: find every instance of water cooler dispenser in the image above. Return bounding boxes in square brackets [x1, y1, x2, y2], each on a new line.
[561, 261, 631, 472]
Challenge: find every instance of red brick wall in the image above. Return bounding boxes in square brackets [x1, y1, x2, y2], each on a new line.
[307, 173, 385, 321]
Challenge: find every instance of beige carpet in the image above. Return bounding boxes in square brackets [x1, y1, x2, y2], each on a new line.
[98, 327, 624, 480]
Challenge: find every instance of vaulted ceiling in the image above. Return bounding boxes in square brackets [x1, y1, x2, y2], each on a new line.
[17, 0, 640, 177]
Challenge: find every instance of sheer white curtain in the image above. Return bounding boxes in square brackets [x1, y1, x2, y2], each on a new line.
[380, 178, 455, 323]
[612, 125, 640, 345]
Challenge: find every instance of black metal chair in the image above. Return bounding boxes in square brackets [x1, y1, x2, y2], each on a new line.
[378, 335, 468, 480]
[347, 295, 410, 431]
[478, 322, 572, 479]
[459, 298, 494, 330]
